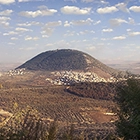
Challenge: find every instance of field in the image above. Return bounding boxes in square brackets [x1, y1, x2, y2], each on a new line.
[0, 72, 117, 138]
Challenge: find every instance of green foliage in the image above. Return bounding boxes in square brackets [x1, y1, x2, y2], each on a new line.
[67, 82, 116, 100]
[0, 105, 48, 140]
[116, 79, 140, 140]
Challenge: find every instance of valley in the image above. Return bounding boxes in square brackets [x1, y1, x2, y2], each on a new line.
[0, 70, 117, 139]
[0, 49, 139, 139]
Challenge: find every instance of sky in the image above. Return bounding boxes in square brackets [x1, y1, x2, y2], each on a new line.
[0, 0, 140, 64]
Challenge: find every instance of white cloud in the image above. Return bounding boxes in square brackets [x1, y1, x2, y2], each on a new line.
[61, 6, 91, 15]
[3, 31, 18, 36]
[100, 0, 109, 5]
[79, 30, 95, 35]
[64, 21, 71, 27]
[0, 10, 13, 16]
[19, 8, 57, 18]
[0, 16, 11, 27]
[113, 36, 126, 40]
[71, 18, 93, 26]
[19, 0, 31, 2]
[0, 0, 15, 4]
[41, 27, 54, 36]
[19, 0, 43, 2]
[102, 28, 113, 32]
[64, 31, 75, 37]
[64, 0, 77, 2]
[97, 6, 118, 14]
[45, 21, 62, 27]
[11, 37, 18, 40]
[126, 29, 131, 32]
[110, 18, 128, 27]
[0, 16, 11, 21]
[128, 17, 135, 24]
[116, 2, 129, 13]
[93, 20, 101, 25]
[15, 27, 32, 32]
[25, 36, 39, 41]
[17, 21, 40, 27]
[129, 6, 140, 12]
[42, 35, 49, 38]
[128, 32, 140, 36]
[8, 42, 15, 45]
[81, 0, 94, 3]
[64, 18, 93, 27]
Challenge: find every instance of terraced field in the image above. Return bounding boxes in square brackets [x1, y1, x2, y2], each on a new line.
[0, 84, 116, 138]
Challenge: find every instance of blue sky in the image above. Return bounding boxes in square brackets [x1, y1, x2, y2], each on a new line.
[0, 0, 140, 63]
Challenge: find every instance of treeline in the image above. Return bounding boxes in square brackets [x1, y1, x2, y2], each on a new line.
[66, 82, 117, 100]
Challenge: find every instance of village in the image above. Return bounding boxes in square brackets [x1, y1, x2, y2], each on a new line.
[49, 71, 116, 85]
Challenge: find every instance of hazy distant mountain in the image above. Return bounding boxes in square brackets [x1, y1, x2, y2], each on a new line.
[0, 63, 21, 72]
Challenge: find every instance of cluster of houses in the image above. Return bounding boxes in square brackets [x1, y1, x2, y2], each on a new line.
[5, 68, 27, 76]
[49, 71, 116, 85]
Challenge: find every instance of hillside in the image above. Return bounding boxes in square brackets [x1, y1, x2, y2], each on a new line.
[17, 49, 117, 73]
[16, 49, 123, 81]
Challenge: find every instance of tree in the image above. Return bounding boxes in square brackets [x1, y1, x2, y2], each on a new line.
[116, 78, 140, 139]
[0, 104, 48, 140]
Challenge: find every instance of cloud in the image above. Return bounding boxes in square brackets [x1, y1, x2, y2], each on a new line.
[0, 16, 11, 27]
[41, 27, 54, 36]
[0, 0, 15, 4]
[64, 0, 77, 2]
[64, 18, 93, 27]
[97, 6, 118, 14]
[0, 10, 13, 16]
[19, 8, 57, 18]
[18, 0, 31, 2]
[79, 30, 95, 35]
[100, 0, 109, 5]
[11, 37, 18, 40]
[45, 21, 62, 27]
[81, 0, 109, 4]
[64, 31, 75, 37]
[129, 6, 140, 12]
[116, 2, 129, 13]
[93, 20, 101, 25]
[25, 36, 39, 41]
[61, 6, 91, 15]
[3, 31, 18, 36]
[8, 42, 15, 45]
[102, 28, 113, 32]
[113, 36, 126, 40]
[64, 21, 71, 27]
[17, 21, 40, 27]
[71, 18, 93, 26]
[42, 35, 49, 38]
[110, 18, 128, 27]
[81, 0, 94, 3]
[128, 32, 140, 36]
[18, 0, 43, 2]
[15, 27, 32, 32]
[128, 17, 135, 24]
